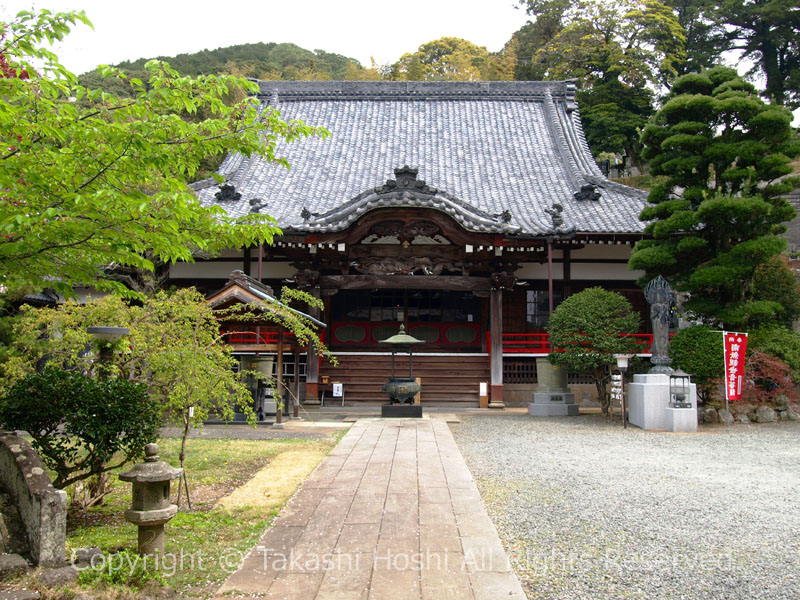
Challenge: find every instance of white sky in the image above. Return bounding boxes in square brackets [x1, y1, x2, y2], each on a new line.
[0, 0, 530, 74]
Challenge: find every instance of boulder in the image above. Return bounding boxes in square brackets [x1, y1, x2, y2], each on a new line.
[787, 405, 800, 421]
[139, 580, 177, 600]
[71, 547, 103, 568]
[730, 402, 755, 416]
[37, 565, 78, 588]
[0, 554, 29, 579]
[755, 405, 778, 423]
[735, 413, 751, 424]
[773, 394, 789, 408]
[718, 409, 734, 425]
[703, 407, 719, 423]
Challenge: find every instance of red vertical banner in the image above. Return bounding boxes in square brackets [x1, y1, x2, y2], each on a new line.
[723, 331, 748, 401]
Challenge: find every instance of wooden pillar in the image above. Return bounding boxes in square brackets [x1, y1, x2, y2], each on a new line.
[275, 332, 284, 425]
[243, 246, 251, 277]
[489, 287, 505, 408]
[547, 237, 554, 316]
[563, 248, 572, 300]
[293, 352, 300, 418]
[305, 286, 321, 404]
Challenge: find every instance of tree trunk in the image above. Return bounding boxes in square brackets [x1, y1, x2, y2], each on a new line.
[176, 409, 192, 509]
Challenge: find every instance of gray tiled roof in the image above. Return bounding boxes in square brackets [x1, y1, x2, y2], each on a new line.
[193, 81, 647, 237]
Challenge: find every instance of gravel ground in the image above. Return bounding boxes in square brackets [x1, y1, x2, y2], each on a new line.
[451, 414, 800, 600]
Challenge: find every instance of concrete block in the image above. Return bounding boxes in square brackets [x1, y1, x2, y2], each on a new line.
[628, 374, 698, 431]
[665, 407, 697, 432]
[528, 402, 579, 417]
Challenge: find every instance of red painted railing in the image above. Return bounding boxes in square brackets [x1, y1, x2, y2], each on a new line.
[221, 327, 296, 345]
[503, 333, 552, 353]
[488, 332, 658, 355]
[330, 321, 481, 347]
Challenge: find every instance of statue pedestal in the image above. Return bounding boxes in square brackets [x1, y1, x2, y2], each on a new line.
[665, 407, 697, 433]
[528, 358, 578, 417]
[628, 374, 697, 432]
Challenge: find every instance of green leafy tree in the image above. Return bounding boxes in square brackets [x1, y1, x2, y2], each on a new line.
[547, 287, 640, 415]
[0, 366, 159, 506]
[0, 10, 327, 300]
[714, 0, 800, 107]
[383, 37, 503, 81]
[750, 256, 800, 329]
[577, 79, 654, 171]
[662, 0, 729, 75]
[512, 0, 571, 80]
[525, 0, 686, 89]
[514, 0, 684, 165]
[0, 288, 328, 481]
[629, 67, 800, 329]
[669, 325, 724, 403]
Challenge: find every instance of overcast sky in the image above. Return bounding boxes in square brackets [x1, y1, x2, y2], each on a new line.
[0, 0, 530, 74]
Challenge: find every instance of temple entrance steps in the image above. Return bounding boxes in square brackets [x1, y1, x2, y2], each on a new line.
[319, 353, 490, 407]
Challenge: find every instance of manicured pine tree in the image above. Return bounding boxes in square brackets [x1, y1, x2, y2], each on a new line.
[629, 66, 800, 329]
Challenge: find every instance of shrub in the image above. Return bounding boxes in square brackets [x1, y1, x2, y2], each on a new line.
[750, 325, 800, 382]
[547, 287, 640, 415]
[742, 349, 799, 405]
[669, 325, 724, 403]
[0, 367, 159, 492]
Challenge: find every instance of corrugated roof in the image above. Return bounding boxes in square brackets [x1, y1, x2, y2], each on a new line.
[193, 81, 647, 237]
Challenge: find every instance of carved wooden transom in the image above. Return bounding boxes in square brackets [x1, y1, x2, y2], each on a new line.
[361, 220, 451, 245]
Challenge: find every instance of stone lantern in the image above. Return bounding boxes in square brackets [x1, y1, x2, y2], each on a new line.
[119, 443, 183, 555]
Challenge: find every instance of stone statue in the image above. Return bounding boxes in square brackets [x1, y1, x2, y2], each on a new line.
[644, 275, 675, 374]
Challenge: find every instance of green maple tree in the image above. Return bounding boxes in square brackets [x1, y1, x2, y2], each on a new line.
[0, 10, 327, 299]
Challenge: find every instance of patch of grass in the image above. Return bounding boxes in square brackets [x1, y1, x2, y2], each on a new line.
[52, 432, 344, 599]
[612, 174, 668, 192]
[215, 449, 327, 511]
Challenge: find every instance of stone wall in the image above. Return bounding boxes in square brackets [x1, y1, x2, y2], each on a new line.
[0, 432, 66, 566]
[504, 384, 601, 408]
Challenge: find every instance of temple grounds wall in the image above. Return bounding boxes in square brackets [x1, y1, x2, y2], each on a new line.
[0, 431, 66, 566]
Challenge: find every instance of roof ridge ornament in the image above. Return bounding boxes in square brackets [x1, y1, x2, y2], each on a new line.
[249, 198, 268, 213]
[494, 210, 512, 223]
[375, 166, 437, 194]
[544, 203, 576, 236]
[301, 206, 323, 221]
[215, 183, 241, 203]
[574, 183, 601, 202]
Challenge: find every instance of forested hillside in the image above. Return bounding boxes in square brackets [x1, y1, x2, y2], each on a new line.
[78, 41, 380, 92]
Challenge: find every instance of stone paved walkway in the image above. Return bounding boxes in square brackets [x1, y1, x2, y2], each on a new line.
[217, 418, 526, 599]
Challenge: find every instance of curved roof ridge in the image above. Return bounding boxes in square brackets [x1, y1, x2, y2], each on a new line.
[542, 89, 581, 191]
[559, 104, 603, 178]
[257, 80, 579, 102]
[292, 166, 521, 235]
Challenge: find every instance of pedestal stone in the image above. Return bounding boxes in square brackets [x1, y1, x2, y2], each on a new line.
[528, 358, 578, 417]
[381, 404, 423, 418]
[665, 407, 697, 433]
[628, 373, 697, 432]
